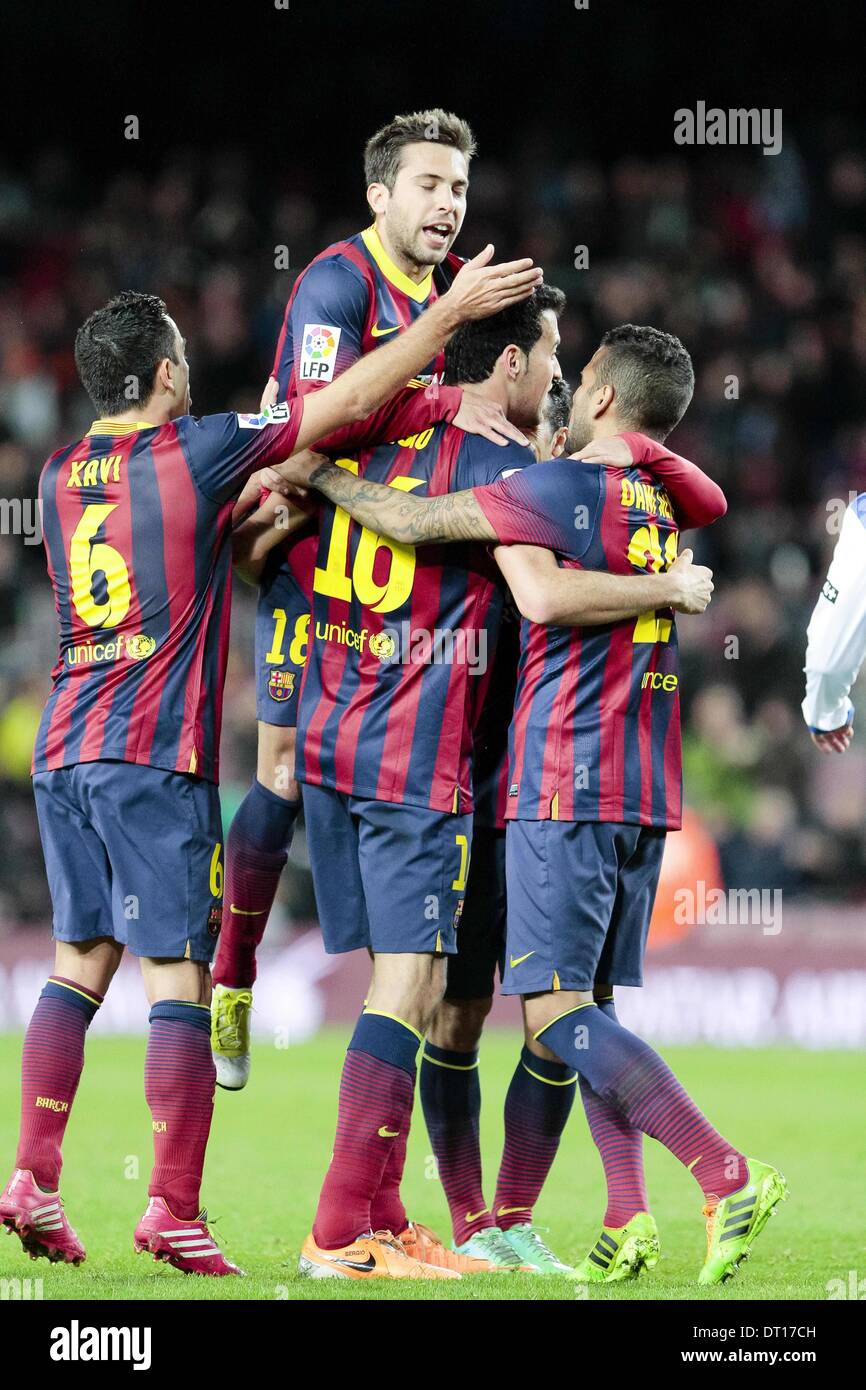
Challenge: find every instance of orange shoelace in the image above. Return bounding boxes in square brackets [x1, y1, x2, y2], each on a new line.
[702, 1196, 720, 1256]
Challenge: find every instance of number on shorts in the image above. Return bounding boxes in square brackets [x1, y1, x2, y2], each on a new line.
[452, 833, 470, 891]
[265, 608, 287, 664]
[209, 842, 223, 898]
[288, 613, 310, 667]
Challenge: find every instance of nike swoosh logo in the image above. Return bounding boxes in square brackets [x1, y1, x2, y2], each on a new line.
[497, 1206, 531, 1217]
[377, 1126, 400, 1138]
[325, 1254, 377, 1271]
[465, 1208, 489, 1223]
[229, 905, 266, 916]
[509, 952, 535, 968]
[370, 323, 399, 337]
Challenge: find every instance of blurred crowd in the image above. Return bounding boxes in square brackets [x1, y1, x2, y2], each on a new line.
[1, 131, 866, 931]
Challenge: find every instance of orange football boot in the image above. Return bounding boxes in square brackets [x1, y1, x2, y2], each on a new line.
[397, 1220, 520, 1273]
[298, 1228, 461, 1280]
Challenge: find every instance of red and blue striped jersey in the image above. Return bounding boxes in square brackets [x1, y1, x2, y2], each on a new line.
[473, 436, 727, 828]
[271, 224, 462, 395]
[33, 403, 305, 783]
[295, 430, 535, 814]
[254, 384, 464, 624]
[468, 588, 521, 830]
[269, 224, 463, 594]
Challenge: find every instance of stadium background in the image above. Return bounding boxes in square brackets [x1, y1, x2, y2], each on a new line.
[1, 0, 865, 1054]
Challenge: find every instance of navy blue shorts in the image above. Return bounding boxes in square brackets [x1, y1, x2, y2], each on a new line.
[255, 554, 310, 728]
[303, 782, 472, 956]
[502, 820, 666, 995]
[33, 761, 224, 962]
[445, 825, 506, 1001]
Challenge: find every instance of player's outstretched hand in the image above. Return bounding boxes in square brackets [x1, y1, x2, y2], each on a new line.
[666, 547, 714, 613]
[569, 435, 634, 467]
[232, 465, 314, 525]
[444, 244, 543, 323]
[811, 724, 854, 754]
[454, 387, 531, 446]
[232, 467, 285, 524]
[272, 448, 329, 489]
[260, 376, 280, 412]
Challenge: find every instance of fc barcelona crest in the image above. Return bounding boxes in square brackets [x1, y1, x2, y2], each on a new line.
[268, 669, 295, 702]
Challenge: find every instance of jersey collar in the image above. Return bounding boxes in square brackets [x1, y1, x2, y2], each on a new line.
[86, 419, 155, 435]
[361, 225, 433, 304]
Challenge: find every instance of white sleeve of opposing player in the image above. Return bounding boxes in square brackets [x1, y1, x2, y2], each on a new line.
[802, 498, 866, 730]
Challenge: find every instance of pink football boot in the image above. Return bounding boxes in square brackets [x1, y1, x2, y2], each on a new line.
[134, 1196, 244, 1276]
[0, 1168, 86, 1265]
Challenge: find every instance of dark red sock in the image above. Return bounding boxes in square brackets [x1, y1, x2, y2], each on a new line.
[493, 1046, 577, 1231]
[16, 976, 102, 1189]
[369, 1124, 409, 1236]
[313, 1013, 419, 1249]
[580, 995, 649, 1227]
[539, 1006, 747, 1201]
[145, 1001, 215, 1219]
[212, 781, 300, 989]
[612, 1048, 747, 1199]
[579, 1077, 648, 1227]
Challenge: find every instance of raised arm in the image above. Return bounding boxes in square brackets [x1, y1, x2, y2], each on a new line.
[495, 544, 714, 626]
[316, 379, 528, 452]
[574, 432, 727, 529]
[625, 433, 727, 528]
[279, 247, 542, 460]
[315, 382, 461, 452]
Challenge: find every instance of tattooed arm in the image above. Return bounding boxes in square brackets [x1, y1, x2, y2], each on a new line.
[305, 459, 499, 543]
[303, 460, 713, 622]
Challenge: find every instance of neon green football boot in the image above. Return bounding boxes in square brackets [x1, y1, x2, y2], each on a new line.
[211, 984, 253, 1090]
[571, 1211, 660, 1283]
[698, 1157, 788, 1286]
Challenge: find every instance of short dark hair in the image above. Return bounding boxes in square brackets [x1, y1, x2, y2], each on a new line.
[595, 324, 694, 438]
[442, 284, 566, 385]
[74, 292, 178, 415]
[364, 109, 476, 190]
[543, 377, 572, 435]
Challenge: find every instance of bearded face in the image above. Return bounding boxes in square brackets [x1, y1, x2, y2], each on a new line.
[565, 388, 595, 452]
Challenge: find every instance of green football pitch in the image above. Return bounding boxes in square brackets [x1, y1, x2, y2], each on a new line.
[0, 1031, 860, 1301]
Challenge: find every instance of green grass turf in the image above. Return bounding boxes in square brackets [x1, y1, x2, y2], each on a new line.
[0, 1031, 861, 1301]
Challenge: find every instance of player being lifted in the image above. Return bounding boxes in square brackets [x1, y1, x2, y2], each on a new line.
[257, 297, 720, 1280]
[279, 324, 787, 1285]
[0, 250, 541, 1275]
[210, 110, 497, 1085]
